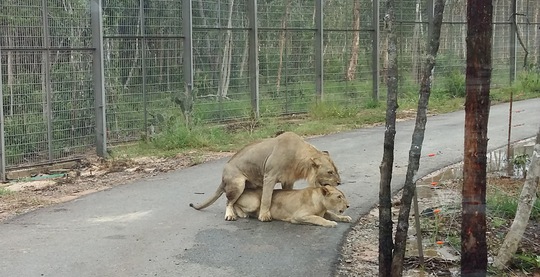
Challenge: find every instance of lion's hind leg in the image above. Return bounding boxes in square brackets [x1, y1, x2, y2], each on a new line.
[223, 177, 247, 221]
[233, 189, 261, 219]
[291, 215, 337, 227]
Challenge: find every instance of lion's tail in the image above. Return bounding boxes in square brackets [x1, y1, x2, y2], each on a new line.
[189, 181, 225, 210]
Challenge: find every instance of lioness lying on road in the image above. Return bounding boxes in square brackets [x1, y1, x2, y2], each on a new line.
[233, 186, 352, 227]
[189, 132, 341, 222]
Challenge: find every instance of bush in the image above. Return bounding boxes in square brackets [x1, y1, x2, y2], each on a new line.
[441, 70, 466, 98]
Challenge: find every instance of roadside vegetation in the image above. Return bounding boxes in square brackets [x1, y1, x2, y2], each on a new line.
[112, 69, 540, 159]
[417, 173, 540, 275]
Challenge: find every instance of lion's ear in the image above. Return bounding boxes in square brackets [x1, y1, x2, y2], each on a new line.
[311, 157, 321, 168]
[321, 186, 329, 196]
[322, 150, 329, 156]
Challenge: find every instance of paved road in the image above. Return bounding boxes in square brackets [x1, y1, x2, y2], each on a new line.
[1, 99, 539, 277]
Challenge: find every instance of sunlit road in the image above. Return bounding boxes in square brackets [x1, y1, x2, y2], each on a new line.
[1, 99, 538, 277]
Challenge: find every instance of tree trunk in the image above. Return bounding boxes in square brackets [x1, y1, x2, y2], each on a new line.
[218, 0, 235, 99]
[462, 0, 493, 275]
[379, 0, 399, 275]
[7, 29, 14, 116]
[276, 0, 291, 95]
[345, 0, 361, 81]
[493, 129, 540, 269]
[390, 1, 446, 276]
[411, 0, 423, 83]
[123, 16, 141, 90]
[239, 29, 249, 79]
[196, 0, 216, 85]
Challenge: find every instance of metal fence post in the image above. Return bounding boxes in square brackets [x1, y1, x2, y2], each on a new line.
[315, 0, 324, 101]
[509, 0, 517, 83]
[182, 0, 194, 125]
[372, 0, 380, 101]
[0, 48, 6, 181]
[248, 0, 260, 119]
[90, 0, 108, 157]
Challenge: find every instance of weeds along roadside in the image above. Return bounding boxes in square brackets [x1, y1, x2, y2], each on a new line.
[112, 70, 540, 159]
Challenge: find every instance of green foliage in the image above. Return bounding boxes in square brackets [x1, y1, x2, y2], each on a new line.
[436, 70, 466, 98]
[512, 154, 529, 172]
[512, 253, 540, 272]
[515, 70, 540, 93]
[487, 190, 540, 221]
[309, 102, 358, 119]
[0, 187, 11, 196]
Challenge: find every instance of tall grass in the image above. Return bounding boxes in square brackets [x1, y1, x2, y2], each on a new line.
[114, 71, 540, 158]
[487, 190, 540, 221]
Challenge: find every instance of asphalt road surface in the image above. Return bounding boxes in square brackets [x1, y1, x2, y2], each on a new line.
[1, 99, 539, 277]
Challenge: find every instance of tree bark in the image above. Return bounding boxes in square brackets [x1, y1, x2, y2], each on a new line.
[276, 0, 291, 95]
[493, 129, 540, 269]
[7, 28, 14, 116]
[390, 1, 446, 276]
[345, 0, 361, 81]
[218, 0, 235, 98]
[462, 0, 493, 275]
[379, 0, 398, 275]
[411, 0, 423, 83]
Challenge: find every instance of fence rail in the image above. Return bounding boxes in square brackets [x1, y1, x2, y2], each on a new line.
[0, 0, 539, 180]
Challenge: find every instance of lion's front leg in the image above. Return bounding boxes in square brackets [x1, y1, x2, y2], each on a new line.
[324, 211, 352, 223]
[292, 215, 337, 227]
[258, 176, 276, 222]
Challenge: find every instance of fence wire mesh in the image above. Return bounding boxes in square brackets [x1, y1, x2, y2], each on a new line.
[103, 0, 184, 143]
[0, 0, 94, 169]
[0, 0, 539, 175]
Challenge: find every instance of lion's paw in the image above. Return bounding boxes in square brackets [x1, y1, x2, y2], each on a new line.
[236, 210, 248, 218]
[340, 216, 352, 223]
[325, 221, 338, 228]
[258, 211, 272, 222]
[225, 211, 238, 221]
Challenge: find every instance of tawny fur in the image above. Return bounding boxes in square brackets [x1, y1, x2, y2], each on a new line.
[233, 186, 352, 227]
[189, 132, 341, 222]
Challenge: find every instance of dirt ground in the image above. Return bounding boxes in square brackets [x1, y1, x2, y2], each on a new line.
[336, 172, 540, 277]
[1, 152, 539, 277]
[0, 151, 232, 222]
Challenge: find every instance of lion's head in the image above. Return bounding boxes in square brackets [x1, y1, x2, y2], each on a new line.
[310, 151, 341, 187]
[321, 186, 349, 214]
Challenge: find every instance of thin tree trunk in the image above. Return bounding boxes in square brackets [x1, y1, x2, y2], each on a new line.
[390, 1, 446, 276]
[411, 0, 423, 83]
[493, 130, 540, 269]
[462, 0, 493, 275]
[7, 29, 14, 116]
[197, 0, 216, 84]
[218, 0, 234, 98]
[123, 16, 141, 90]
[345, 0, 361, 81]
[379, 0, 399, 275]
[239, 30, 249, 79]
[276, 0, 291, 95]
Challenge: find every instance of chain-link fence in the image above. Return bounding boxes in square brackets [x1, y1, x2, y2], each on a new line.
[1, 0, 539, 179]
[0, 0, 95, 173]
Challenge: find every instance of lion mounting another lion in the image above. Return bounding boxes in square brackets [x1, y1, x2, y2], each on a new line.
[189, 131, 342, 222]
[234, 186, 352, 227]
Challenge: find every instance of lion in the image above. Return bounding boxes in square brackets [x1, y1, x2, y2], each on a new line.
[233, 186, 352, 227]
[189, 131, 341, 222]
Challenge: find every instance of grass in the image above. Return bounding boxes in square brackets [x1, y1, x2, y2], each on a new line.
[0, 187, 12, 196]
[487, 190, 540, 221]
[111, 69, 540, 159]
